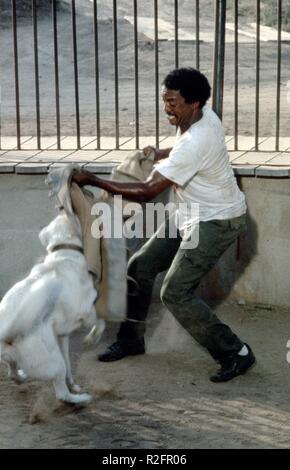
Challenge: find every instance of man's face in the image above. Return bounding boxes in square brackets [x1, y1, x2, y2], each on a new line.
[162, 87, 197, 128]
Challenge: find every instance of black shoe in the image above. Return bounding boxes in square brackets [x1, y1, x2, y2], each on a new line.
[98, 340, 145, 362]
[210, 344, 256, 383]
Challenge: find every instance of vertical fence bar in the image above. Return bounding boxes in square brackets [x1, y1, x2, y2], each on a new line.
[93, 0, 101, 149]
[234, 0, 238, 150]
[133, 0, 139, 148]
[32, 0, 41, 149]
[52, 0, 61, 149]
[71, 0, 80, 149]
[174, 0, 179, 68]
[113, 0, 119, 149]
[275, 0, 282, 152]
[255, 0, 260, 150]
[195, 0, 200, 69]
[154, 0, 159, 147]
[12, 0, 21, 149]
[0, 81, 2, 149]
[212, 0, 227, 120]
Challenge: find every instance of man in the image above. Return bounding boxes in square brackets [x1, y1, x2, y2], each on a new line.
[72, 67, 255, 382]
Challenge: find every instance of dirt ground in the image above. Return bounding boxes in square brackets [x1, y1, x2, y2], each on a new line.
[1, 301, 290, 449]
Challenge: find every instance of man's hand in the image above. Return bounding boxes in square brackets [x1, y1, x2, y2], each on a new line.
[143, 146, 157, 159]
[71, 169, 93, 187]
[143, 146, 172, 162]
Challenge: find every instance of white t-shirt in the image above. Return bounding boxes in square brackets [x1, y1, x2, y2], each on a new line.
[156, 106, 247, 232]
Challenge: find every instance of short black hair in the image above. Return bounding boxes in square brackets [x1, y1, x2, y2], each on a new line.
[163, 67, 211, 108]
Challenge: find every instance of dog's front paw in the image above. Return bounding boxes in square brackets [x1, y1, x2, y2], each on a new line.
[83, 326, 96, 345]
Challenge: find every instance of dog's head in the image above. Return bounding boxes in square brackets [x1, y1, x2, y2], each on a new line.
[39, 211, 82, 252]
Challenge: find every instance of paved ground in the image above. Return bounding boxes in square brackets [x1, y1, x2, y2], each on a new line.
[1, 135, 290, 178]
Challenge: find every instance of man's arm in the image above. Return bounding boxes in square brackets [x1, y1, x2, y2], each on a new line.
[72, 169, 173, 203]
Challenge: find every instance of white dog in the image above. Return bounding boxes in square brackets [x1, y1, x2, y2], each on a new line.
[0, 211, 105, 405]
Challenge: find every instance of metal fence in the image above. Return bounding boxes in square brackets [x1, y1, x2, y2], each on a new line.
[0, 0, 289, 151]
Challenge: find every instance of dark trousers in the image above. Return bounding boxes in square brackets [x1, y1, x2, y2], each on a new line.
[118, 214, 247, 361]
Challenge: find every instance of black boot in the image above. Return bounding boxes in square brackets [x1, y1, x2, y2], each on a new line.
[98, 339, 145, 362]
[210, 344, 256, 383]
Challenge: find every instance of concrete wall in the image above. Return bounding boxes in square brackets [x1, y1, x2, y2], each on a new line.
[200, 176, 290, 307]
[1, 174, 290, 307]
[0, 175, 56, 296]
